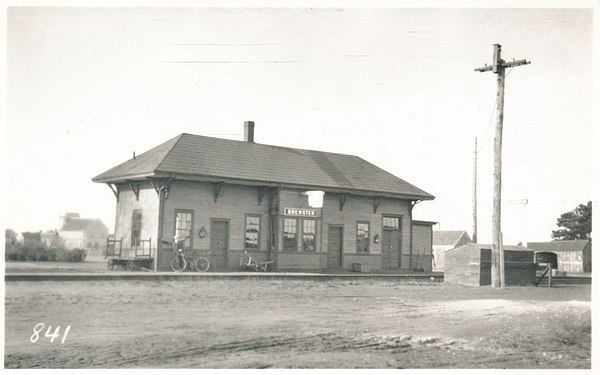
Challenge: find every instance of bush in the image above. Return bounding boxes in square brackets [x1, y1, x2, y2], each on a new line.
[5, 243, 21, 261]
[5, 244, 87, 262]
[63, 249, 87, 262]
[51, 247, 87, 262]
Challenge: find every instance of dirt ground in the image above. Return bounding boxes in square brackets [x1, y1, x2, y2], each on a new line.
[3, 276, 591, 369]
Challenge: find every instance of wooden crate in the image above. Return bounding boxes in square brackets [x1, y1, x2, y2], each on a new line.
[352, 262, 370, 273]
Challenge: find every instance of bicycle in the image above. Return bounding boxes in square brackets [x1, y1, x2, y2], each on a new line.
[193, 251, 214, 272]
[170, 248, 188, 272]
[171, 249, 214, 272]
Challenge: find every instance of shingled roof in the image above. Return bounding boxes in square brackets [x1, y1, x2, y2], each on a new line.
[92, 133, 434, 200]
[447, 243, 534, 253]
[527, 240, 591, 253]
[433, 231, 471, 247]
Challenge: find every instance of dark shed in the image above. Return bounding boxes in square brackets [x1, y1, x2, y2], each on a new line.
[444, 243, 536, 286]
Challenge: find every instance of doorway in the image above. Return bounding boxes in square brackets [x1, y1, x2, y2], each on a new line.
[382, 216, 402, 270]
[210, 219, 229, 269]
[327, 225, 343, 270]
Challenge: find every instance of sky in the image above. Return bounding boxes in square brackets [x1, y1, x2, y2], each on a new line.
[2, 1, 597, 245]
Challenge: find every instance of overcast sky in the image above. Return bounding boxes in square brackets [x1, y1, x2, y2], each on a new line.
[3, 1, 597, 245]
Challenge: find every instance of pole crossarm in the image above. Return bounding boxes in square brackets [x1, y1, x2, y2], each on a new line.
[475, 44, 530, 74]
[474, 59, 530, 73]
[504, 59, 530, 68]
[474, 65, 493, 72]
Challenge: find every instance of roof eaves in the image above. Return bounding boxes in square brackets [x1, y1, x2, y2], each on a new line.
[92, 172, 158, 184]
[151, 170, 435, 200]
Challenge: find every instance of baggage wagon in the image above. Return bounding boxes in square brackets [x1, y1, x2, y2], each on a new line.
[105, 238, 153, 271]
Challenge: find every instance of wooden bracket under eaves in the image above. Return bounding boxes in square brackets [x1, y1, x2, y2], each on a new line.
[339, 193, 349, 211]
[148, 175, 175, 200]
[127, 181, 140, 201]
[106, 183, 120, 202]
[213, 182, 225, 203]
[257, 186, 268, 206]
[373, 196, 381, 214]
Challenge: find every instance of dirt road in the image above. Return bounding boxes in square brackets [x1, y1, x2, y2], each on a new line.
[4, 279, 591, 369]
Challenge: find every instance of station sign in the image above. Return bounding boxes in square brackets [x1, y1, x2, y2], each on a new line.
[284, 207, 319, 217]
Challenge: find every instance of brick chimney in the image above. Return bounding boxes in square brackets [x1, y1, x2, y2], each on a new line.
[244, 121, 255, 143]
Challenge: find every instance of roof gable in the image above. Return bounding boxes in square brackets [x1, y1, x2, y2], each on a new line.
[433, 231, 471, 246]
[93, 133, 434, 199]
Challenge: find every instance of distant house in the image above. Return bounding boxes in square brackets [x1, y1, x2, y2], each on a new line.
[21, 231, 42, 248]
[432, 230, 472, 271]
[59, 213, 109, 252]
[527, 240, 591, 273]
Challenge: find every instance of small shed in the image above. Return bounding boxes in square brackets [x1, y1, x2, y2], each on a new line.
[444, 243, 536, 286]
[527, 240, 591, 273]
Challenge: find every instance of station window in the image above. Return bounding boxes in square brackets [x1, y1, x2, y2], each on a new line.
[383, 217, 400, 230]
[175, 210, 193, 248]
[283, 218, 298, 251]
[131, 211, 142, 247]
[245, 215, 261, 250]
[357, 222, 370, 253]
[302, 219, 316, 252]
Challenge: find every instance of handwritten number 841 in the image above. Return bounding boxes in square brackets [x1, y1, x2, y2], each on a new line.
[30, 323, 71, 344]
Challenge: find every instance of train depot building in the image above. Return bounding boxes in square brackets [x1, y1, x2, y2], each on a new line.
[93, 122, 435, 272]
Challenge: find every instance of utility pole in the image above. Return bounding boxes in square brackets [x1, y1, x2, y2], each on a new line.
[472, 137, 478, 244]
[475, 44, 530, 288]
[509, 199, 529, 244]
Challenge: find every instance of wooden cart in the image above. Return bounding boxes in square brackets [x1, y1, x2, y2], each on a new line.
[239, 250, 274, 272]
[106, 238, 153, 271]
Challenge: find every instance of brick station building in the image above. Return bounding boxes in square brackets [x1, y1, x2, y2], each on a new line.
[92, 122, 435, 272]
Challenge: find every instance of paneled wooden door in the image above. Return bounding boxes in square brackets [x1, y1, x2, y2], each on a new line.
[327, 225, 343, 270]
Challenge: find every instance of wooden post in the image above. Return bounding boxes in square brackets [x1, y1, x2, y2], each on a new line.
[548, 264, 553, 288]
[499, 232, 505, 288]
[472, 137, 478, 244]
[475, 44, 530, 287]
[491, 59, 505, 288]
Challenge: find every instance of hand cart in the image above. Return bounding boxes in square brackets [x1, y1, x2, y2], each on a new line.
[239, 250, 274, 272]
[106, 238, 153, 271]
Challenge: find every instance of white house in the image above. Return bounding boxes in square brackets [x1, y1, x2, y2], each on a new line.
[59, 213, 109, 253]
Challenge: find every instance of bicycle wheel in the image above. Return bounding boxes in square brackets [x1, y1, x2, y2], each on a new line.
[107, 259, 115, 270]
[194, 256, 210, 272]
[171, 257, 187, 272]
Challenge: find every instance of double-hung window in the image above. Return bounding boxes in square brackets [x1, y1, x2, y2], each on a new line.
[131, 211, 142, 247]
[245, 215, 261, 250]
[357, 222, 370, 253]
[302, 219, 316, 252]
[175, 211, 193, 248]
[283, 218, 298, 251]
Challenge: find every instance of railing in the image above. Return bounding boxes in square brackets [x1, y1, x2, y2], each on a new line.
[535, 262, 553, 287]
[106, 238, 123, 257]
[135, 238, 152, 258]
